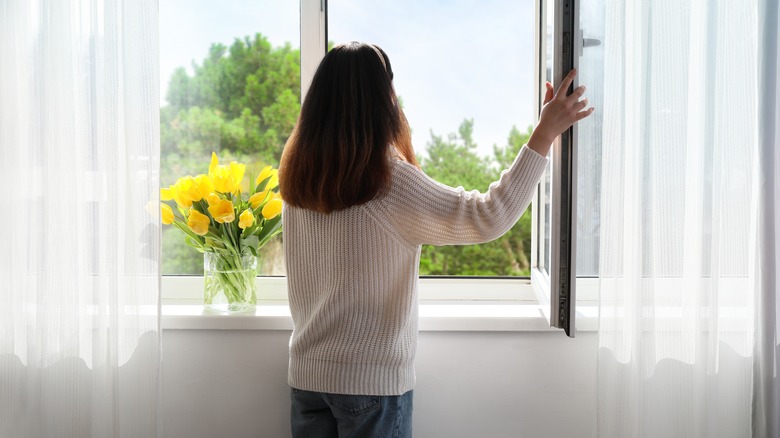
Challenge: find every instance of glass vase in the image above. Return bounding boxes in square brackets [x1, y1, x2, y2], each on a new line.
[203, 252, 257, 313]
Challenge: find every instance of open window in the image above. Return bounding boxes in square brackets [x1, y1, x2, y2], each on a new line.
[327, 0, 541, 282]
[532, 0, 604, 337]
[158, 0, 605, 308]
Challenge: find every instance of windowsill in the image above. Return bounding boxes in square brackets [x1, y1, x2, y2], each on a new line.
[161, 300, 599, 332]
[161, 276, 599, 332]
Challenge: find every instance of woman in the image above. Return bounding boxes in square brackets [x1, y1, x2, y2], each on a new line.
[279, 42, 593, 437]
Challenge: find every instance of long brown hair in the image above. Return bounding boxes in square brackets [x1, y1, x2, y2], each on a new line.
[279, 42, 418, 214]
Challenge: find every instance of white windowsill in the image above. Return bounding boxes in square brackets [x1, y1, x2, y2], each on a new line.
[161, 276, 599, 332]
[161, 301, 598, 332]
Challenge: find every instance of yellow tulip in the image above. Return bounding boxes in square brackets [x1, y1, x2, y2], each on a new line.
[206, 193, 221, 206]
[209, 151, 219, 174]
[238, 209, 255, 229]
[183, 176, 204, 201]
[261, 198, 282, 219]
[255, 166, 273, 186]
[165, 181, 187, 208]
[208, 151, 237, 193]
[208, 198, 236, 223]
[209, 165, 232, 193]
[209, 162, 245, 194]
[161, 203, 174, 225]
[187, 209, 210, 236]
[194, 174, 214, 200]
[160, 187, 174, 201]
[229, 162, 246, 191]
[171, 187, 191, 208]
[172, 176, 203, 207]
[249, 190, 271, 209]
[265, 170, 279, 191]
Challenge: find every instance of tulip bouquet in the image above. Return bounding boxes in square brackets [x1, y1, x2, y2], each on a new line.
[160, 152, 283, 311]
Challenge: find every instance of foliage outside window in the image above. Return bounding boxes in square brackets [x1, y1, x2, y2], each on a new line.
[162, 27, 536, 277]
[161, 34, 299, 275]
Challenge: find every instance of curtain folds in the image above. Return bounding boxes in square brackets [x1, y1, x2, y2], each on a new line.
[0, 0, 161, 436]
[597, 0, 767, 436]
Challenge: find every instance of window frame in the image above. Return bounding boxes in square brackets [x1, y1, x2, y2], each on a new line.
[300, 0, 327, 99]
[160, 0, 601, 313]
[531, 0, 582, 337]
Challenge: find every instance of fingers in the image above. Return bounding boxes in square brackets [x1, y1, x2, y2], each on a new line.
[539, 68, 594, 132]
[571, 85, 586, 99]
[556, 69, 577, 98]
[543, 81, 554, 105]
[575, 107, 596, 121]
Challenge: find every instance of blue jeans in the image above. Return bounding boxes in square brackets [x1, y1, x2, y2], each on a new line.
[290, 387, 413, 438]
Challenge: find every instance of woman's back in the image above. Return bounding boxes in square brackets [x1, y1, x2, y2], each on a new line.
[284, 148, 547, 396]
[284, 190, 419, 396]
[281, 41, 591, 437]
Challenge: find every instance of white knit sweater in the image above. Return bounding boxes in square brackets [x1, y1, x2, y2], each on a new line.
[283, 145, 548, 396]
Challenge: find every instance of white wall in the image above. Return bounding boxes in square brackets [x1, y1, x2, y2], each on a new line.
[162, 329, 598, 438]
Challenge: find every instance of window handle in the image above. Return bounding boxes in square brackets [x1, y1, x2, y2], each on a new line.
[583, 37, 601, 48]
[577, 30, 602, 58]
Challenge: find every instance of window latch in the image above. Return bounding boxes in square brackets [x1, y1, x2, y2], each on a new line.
[583, 38, 601, 48]
[577, 29, 602, 58]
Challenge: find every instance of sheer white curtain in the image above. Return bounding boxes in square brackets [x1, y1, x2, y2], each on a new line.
[0, 1, 161, 436]
[597, 0, 763, 436]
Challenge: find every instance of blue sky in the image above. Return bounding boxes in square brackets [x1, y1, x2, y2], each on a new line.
[160, 0, 536, 158]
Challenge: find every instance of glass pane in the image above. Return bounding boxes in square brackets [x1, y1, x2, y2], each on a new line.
[329, 0, 536, 276]
[159, 0, 299, 275]
[575, 0, 605, 276]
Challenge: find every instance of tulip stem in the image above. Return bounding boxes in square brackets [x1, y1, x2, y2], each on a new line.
[204, 247, 257, 311]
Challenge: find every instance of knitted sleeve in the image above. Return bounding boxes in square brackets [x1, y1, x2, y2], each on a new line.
[380, 145, 548, 246]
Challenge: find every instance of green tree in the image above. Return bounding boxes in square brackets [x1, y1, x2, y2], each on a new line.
[418, 121, 535, 276]
[162, 33, 300, 163]
[491, 125, 534, 274]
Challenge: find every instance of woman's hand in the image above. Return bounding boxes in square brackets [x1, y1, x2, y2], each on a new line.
[527, 69, 594, 157]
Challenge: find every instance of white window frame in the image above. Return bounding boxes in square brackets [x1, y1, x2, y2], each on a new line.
[531, 0, 587, 337]
[530, 0, 550, 317]
[300, 0, 327, 99]
[160, 0, 602, 317]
